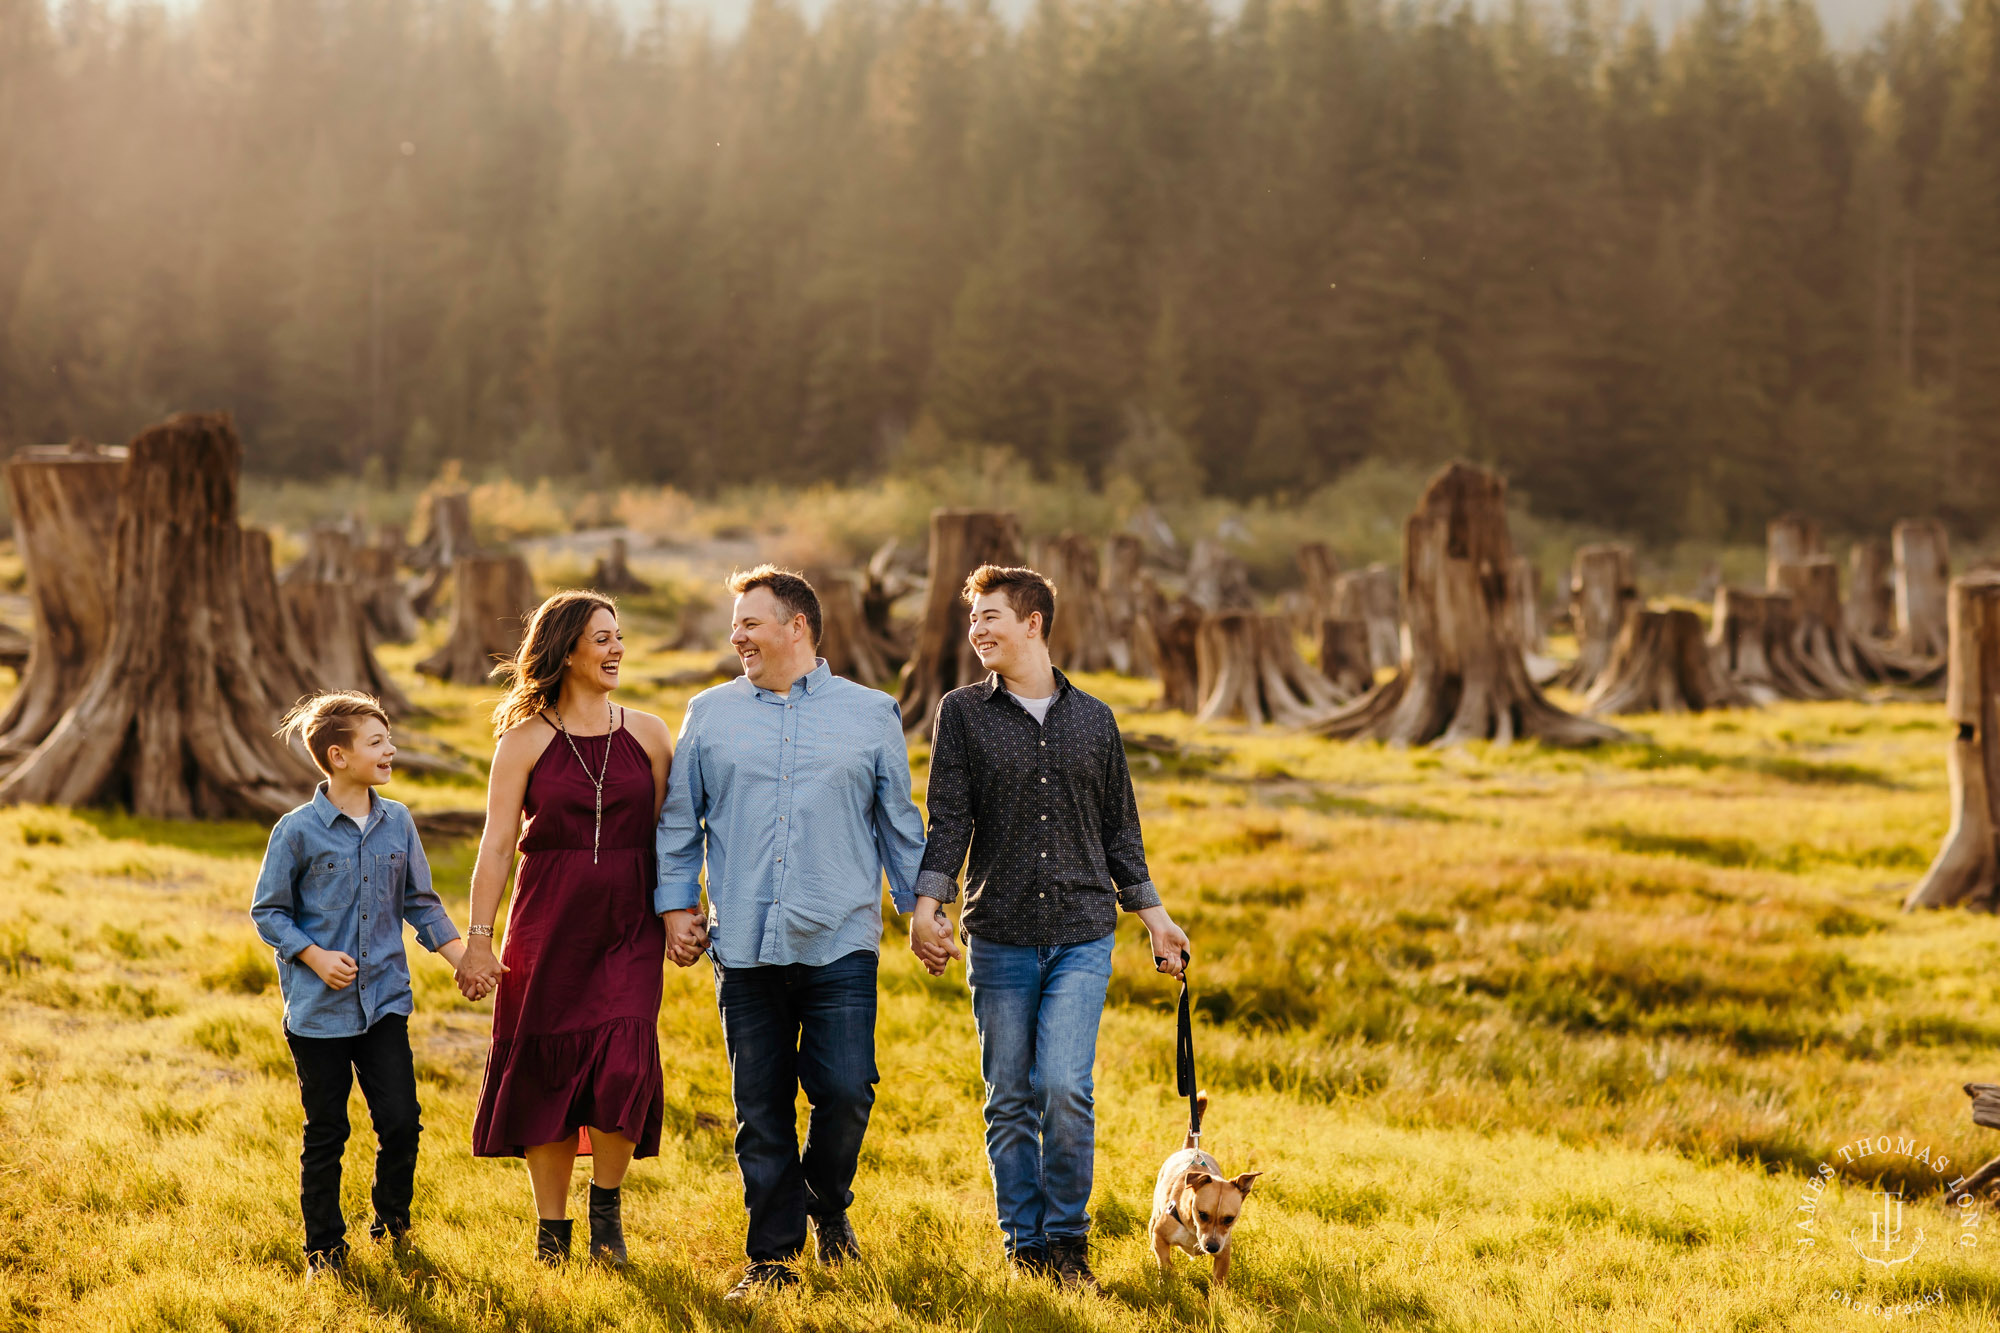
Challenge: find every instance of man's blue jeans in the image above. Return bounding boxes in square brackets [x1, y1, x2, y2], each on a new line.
[966, 932, 1115, 1253]
[714, 949, 879, 1263]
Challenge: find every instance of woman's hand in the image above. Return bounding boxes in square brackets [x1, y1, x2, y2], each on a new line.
[455, 935, 508, 1000]
[663, 908, 710, 967]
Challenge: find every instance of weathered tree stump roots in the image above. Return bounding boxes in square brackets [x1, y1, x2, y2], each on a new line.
[589, 536, 652, 595]
[417, 554, 537, 683]
[1311, 463, 1628, 747]
[1584, 605, 1749, 715]
[1904, 572, 2000, 912]
[0, 413, 317, 818]
[1194, 612, 1348, 727]
[1554, 544, 1636, 694]
[283, 528, 414, 714]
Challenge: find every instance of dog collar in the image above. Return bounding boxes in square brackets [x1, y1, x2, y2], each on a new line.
[1167, 1200, 1184, 1226]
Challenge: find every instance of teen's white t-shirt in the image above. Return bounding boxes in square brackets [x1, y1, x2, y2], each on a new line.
[1008, 691, 1055, 725]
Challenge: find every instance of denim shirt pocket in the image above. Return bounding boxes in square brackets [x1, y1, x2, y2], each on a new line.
[376, 849, 406, 897]
[304, 854, 353, 908]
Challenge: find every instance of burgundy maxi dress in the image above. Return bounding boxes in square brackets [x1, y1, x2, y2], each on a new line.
[472, 711, 666, 1158]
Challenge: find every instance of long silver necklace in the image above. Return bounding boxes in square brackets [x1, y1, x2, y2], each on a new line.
[552, 699, 615, 863]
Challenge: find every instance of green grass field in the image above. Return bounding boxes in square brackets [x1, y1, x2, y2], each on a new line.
[3, 626, 1999, 1330]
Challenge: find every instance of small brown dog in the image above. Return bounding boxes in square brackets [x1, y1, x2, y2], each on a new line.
[1150, 1092, 1260, 1283]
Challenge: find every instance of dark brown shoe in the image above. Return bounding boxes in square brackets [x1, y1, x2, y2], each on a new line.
[1050, 1236, 1098, 1293]
[812, 1212, 859, 1265]
[724, 1261, 798, 1301]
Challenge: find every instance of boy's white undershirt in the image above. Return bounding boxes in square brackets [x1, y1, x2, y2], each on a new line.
[1008, 690, 1054, 725]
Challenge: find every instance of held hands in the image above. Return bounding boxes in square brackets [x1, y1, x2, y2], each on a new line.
[663, 908, 710, 968]
[454, 935, 508, 1001]
[299, 944, 358, 991]
[1136, 905, 1190, 979]
[910, 896, 963, 977]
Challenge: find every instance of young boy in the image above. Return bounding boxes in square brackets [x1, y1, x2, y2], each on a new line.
[251, 691, 469, 1275]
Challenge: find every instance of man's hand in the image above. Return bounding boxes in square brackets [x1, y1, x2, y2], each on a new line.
[663, 908, 710, 968]
[1136, 905, 1190, 979]
[455, 936, 508, 1000]
[910, 895, 962, 977]
[438, 937, 469, 971]
[299, 944, 358, 991]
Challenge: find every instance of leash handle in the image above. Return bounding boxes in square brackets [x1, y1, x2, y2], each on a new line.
[1172, 949, 1200, 1140]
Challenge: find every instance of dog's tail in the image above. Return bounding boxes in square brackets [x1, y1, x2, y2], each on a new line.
[1185, 1091, 1209, 1149]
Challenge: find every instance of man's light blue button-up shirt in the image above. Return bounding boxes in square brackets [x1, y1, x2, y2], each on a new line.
[654, 659, 927, 968]
[250, 784, 459, 1038]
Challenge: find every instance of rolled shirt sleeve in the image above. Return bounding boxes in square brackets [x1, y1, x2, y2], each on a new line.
[250, 819, 318, 964]
[654, 699, 708, 915]
[915, 695, 972, 906]
[398, 807, 461, 952]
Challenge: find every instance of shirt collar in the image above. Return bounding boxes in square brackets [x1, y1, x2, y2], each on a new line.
[983, 667, 1072, 703]
[753, 658, 832, 702]
[311, 781, 374, 828]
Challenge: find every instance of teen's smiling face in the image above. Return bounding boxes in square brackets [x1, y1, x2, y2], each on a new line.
[968, 590, 1039, 675]
[565, 607, 623, 693]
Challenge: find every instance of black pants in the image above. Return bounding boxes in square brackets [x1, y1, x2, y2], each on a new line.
[285, 1013, 422, 1259]
[715, 950, 879, 1263]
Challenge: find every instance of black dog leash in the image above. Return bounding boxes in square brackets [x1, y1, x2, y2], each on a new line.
[1158, 947, 1201, 1145]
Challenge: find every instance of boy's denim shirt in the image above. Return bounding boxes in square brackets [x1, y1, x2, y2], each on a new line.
[251, 783, 459, 1038]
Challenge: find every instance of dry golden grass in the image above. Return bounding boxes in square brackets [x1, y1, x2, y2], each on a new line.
[2, 640, 1999, 1330]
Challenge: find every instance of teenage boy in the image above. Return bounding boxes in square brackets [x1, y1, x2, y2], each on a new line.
[912, 564, 1191, 1290]
[252, 692, 472, 1275]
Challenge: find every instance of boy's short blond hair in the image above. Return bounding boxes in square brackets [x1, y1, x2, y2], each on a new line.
[277, 692, 391, 778]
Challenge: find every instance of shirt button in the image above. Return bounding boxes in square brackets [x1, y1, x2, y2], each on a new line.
[1041, 852, 1047, 858]
[1039, 892, 1046, 899]
[1041, 777, 1047, 784]
[1041, 815, 1047, 821]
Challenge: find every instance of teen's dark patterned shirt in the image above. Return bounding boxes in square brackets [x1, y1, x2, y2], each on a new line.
[917, 669, 1159, 946]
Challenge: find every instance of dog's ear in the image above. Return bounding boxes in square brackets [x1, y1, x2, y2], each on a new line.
[1182, 1168, 1215, 1190]
[1231, 1171, 1263, 1195]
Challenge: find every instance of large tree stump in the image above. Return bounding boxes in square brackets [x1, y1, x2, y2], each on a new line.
[1333, 565, 1400, 671]
[0, 443, 125, 763]
[1194, 612, 1346, 727]
[353, 543, 420, 644]
[283, 553, 415, 717]
[1895, 519, 1951, 660]
[0, 414, 316, 818]
[1708, 588, 1831, 702]
[897, 510, 1024, 736]
[1139, 587, 1203, 713]
[1188, 539, 1254, 612]
[409, 489, 476, 618]
[1772, 557, 1896, 695]
[811, 570, 892, 687]
[589, 536, 652, 595]
[416, 554, 536, 683]
[1311, 464, 1627, 747]
[1765, 513, 1824, 589]
[241, 527, 326, 712]
[1554, 544, 1637, 693]
[1035, 533, 1113, 673]
[1847, 538, 1894, 641]
[1584, 605, 1750, 715]
[1318, 618, 1374, 697]
[1904, 573, 2000, 911]
[1101, 533, 1151, 676]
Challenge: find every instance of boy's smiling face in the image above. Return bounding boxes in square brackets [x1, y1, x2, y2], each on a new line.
[328, 715, 395, 787]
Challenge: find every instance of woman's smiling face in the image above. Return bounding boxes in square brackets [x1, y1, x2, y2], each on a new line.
[565, 607, 623, 694]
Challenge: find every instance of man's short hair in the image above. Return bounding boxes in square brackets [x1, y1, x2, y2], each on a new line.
[727, 564, 823, 645]
[962, 564, 1057, 637]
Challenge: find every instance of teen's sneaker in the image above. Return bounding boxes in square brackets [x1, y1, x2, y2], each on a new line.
[303, 1247, 347, 1282]
[1049, 1236, 1098, 1293]
[811, 1212, 860, 1266]
[724, 1261, 799, 1301]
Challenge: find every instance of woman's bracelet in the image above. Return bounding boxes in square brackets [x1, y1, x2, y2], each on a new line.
[467, 924, 495, 937]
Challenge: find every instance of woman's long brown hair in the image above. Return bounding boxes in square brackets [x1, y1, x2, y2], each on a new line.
[490, 590, 618, 736]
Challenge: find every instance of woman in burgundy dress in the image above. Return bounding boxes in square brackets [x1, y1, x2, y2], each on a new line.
[456, 590, 694, 1265]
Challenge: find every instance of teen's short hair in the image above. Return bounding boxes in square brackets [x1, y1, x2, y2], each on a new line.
[727, 564, 823, 646]
[962, 564, 1057, 636]
[277, 691, 391, 778]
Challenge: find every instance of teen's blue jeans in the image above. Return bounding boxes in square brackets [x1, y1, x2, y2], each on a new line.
[966, 932, 1115, 1253]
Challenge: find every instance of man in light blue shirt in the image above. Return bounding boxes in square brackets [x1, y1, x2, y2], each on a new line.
[656, 565, 927, 1300]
